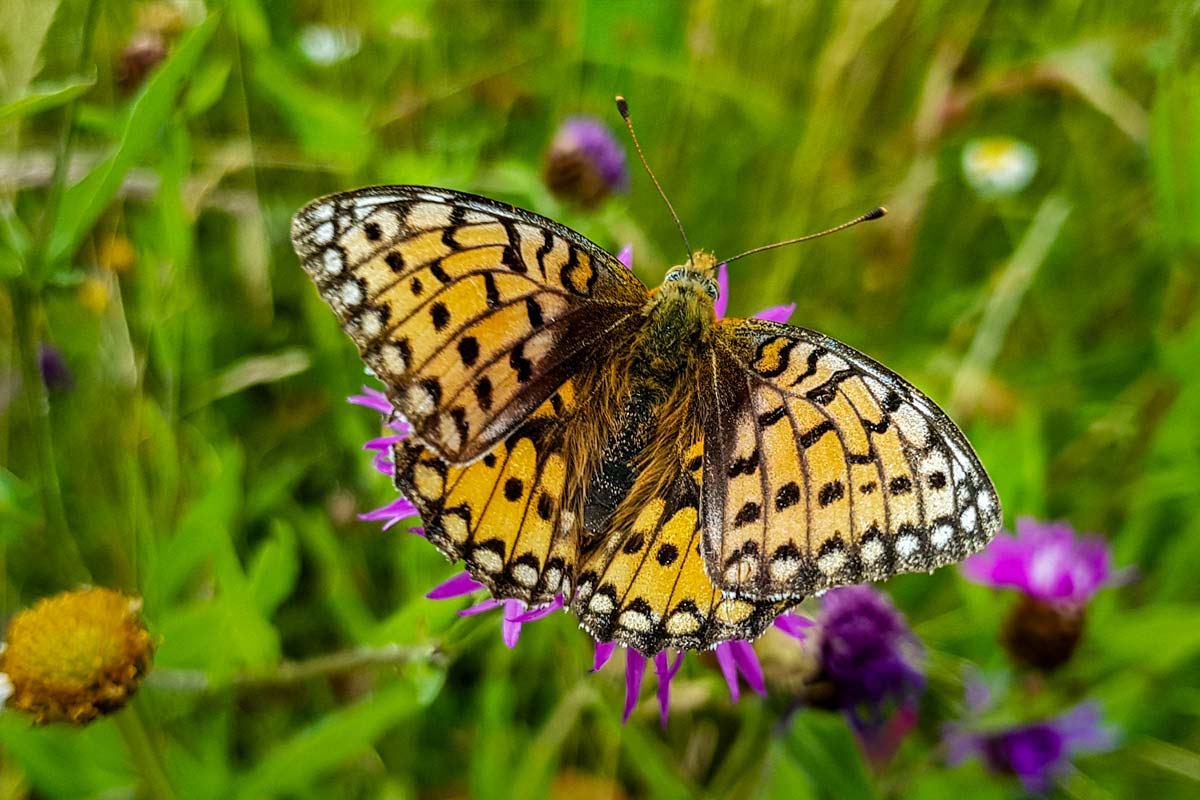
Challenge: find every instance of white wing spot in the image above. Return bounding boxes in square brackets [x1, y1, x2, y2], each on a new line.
[474, 548, 503, 574]
[817, 549, 847, 576]
[896, 534, 919, 558]
[511, 563, 538, 588]
[861, 538, 885, 563]
[960, 505, 978, 532]
[618, 608, 653, 633]
[588, 592, 614, 614]
[407, 383, 437, 417]
[311, 221, 335, 245]
[322, 247, 344, 275]
[931, 523, 954, 549]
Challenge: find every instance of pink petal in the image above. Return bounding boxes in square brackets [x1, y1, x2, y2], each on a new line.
[426, 571, 484, 600]
[773, 613, 815, 640]
[347, 387, 394, 414]
[617, 244, 633, 269]
[714, 642, 742, 703]
[592, 641, 616, 672]
[408, 526, 426, 538]
[508, 594, 564, 622]
[753, 303, 796, 324]
[713, 264, 729, 319]
[501, 599, 523, 648]
[357, 496, 417, 523]
[622, 649, 647, 723]
[458, 598, 502, 617]
[364, 434, 406, 452]
[654, 651, 685, 728]
[730, 640, 766, 696]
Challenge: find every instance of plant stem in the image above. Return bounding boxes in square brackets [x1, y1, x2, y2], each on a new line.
[145, 643, 444, 693]
[115, 706, 176, 800]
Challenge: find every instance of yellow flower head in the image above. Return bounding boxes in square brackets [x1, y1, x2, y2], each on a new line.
[0, 588, 155, 725]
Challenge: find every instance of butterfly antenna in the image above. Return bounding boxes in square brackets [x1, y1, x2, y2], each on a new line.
[720, 207, 888, 266]
[615, 96, 692, 260]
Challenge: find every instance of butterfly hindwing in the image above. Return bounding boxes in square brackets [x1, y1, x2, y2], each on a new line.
[394, 381, 582, 604]
[574, 439, 793, 655]
[292, 185, 647, 464]
[701, 318, 1001, 599]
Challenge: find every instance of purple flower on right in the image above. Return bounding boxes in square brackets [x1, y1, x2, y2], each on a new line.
[960, 517, 1126, 670]
[945, 681, 1115, 794]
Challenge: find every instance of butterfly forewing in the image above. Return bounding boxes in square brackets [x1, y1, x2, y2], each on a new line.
[701, 318, 1001, 599]
[292, 186, 647, 464]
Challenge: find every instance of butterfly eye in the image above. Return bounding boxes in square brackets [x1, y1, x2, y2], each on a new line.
[665, 269, 686, 282]
[703, 279, 719, 301]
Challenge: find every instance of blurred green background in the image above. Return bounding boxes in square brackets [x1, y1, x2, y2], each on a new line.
[3, 1, 1199, 797]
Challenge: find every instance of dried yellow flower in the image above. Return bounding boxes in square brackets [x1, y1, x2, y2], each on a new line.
[0, 588, 154, 725]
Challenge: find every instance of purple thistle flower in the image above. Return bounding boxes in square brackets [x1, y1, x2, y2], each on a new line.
[961, 517, 1119, 605]
[946, 699, 1115, 794]
[962, 518, 1126, 670]
[543, 115, 629, 208]
[817, 586, 925, 728]
[425, 571, 562, 649]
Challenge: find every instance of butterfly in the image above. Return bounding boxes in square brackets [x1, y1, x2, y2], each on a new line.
[291, 184, 1002, 656]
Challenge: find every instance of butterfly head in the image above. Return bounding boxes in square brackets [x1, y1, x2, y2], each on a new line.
[661, 250, 720, 304]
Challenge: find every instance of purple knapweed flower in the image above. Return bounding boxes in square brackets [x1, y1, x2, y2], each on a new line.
[818, 586, 925, 723]
[945, 683, 1115, 794]
[961, 517, 1126, 670]
[349, 249, 817, 721]
[543, 115, 629, 207]
[799, 587, 924, 764]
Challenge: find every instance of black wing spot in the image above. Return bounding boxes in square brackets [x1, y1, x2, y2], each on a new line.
[386, 251, 404, 272]
[622, 532, 645, 555]
[526, 297, 545, 329]
[458, 336, 480, 367]
[775, 481, 801, 511]
[818, 480, 845, 507]
[883, 391, 903, 412]
[483, 273, 500, 308]
[474, 377, 494, 412]
[728, 448, 760, 478]
[503, 477, 524, 501]
[536, 491, 555, 521]
[734, 501, 762, 527]
[757, 406, 787, 427]
[656, 543, 679, 566]
[510, 343, 533, 383]
[364, 221, 382, 241]
[889, 476, 913, 495]
[482, 453, 497, 468]
[799, 421, 835, 448]
[430, 301, 451, 331]
[860, 481, 877, 494]
[927, 471, 947, 489]
[687, 454, 703, 472]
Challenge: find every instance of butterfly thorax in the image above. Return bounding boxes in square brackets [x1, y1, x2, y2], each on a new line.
[580, 255, 719, 538]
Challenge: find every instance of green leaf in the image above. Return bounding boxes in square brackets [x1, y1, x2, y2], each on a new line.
[44, 12, 220, 269]
[0, 73, 94, 122]
[248, 520, 300, 617]
[783, 712, 881, 800]
[232, 678, 425, 799]
[1099, 604, 1200, 672]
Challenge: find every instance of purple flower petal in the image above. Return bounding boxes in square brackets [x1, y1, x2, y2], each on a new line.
[622, 649, 647, 723]
[713, 264, 729, 319]
[357, 496, 417, 524]
[507, 594, 564, 622]
[653, 651, 685, 728]
[347, 386, 393, 414]
[501, 599, 523, 648]
[364, 433, 406, 452]
[553, 116, 629, 193]
[426, 571, 484, 600]
[458, 598, 502, 617]
[773, 613, 815, 640]
[617, 245, 633, 269]
[753, 303, 796, 324]
[961, 516, 1118, 604]
[592, 641, 616, 672]
[408, 526, 426, 538]
[715, 642, 744, 695]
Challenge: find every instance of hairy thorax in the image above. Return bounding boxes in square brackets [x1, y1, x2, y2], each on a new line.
[580, 255, 721, 540]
